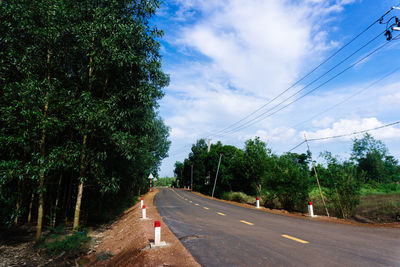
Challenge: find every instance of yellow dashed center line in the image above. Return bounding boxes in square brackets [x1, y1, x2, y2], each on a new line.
[217, 212, 226, 216]
[189, 201, 192, 203]
[281, 234, 309, 244]
[203, 207, 209, 210]
[240, 220, 254, 226]
[195, 203, 199, 206]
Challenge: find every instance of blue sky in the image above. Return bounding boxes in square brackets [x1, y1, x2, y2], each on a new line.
[152, 0, 400, 177]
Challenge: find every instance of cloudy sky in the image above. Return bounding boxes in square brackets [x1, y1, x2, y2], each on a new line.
[152, 0, 400, 177]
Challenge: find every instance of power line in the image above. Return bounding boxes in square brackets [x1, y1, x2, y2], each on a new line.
[168, 6, 398, 160]
[206, 7, 396, 138]
[216, 33, 396, 138]
[292, 65, 400, 128]
[288, 120, 400, 152]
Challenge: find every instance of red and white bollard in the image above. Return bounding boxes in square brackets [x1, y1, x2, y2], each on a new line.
[150, 221, 166, 248]
[142, 205, 147, 219]
[140, 197, 143, 208]
[308, 202, 314, 217]
[154, 221, 161, 246]
[256, 197, 260, 208]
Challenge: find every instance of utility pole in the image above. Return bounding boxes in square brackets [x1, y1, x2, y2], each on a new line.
[304, 134, 330, 217]
[212, 153, 223, 198]
[206, 139, 211, 184]
[191, 165, 193, 190]
[180, 169, 183, 188]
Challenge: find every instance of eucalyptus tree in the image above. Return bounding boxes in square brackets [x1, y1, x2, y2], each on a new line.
[1, 0, 170, 241]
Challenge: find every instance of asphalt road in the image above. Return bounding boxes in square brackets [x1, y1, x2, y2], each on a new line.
[154, 188, 400, 267]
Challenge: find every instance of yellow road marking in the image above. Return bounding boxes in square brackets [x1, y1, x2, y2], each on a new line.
[203, 207, 209, 210]
[189, 201, 192, 203]
[240, 220, 254, 226]
[217, 212, 226, 216]
[195, 203, 199, 206]
[281, 235, 309, 244]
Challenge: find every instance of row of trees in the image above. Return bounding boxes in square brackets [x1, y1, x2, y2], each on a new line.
[0, 0, 169, 241]
[174, 134, 400, 218]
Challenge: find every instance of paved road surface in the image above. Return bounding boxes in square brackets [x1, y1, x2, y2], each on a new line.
[154, 188, 400, 267]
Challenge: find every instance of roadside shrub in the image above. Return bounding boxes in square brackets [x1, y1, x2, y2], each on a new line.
[39, 229, 91, 255]
[319, 152, 363, 218]
[264, 153, 311, 212]
[222, 191, 255, 204]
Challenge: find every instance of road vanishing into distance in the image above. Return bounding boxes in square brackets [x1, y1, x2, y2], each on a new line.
[154, 188, 400, 267]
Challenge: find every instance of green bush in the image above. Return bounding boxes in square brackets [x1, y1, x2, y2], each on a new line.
[39, 229, 91, 255]
[264, 153, 311, 212]
[222, 191, 255, 204]
[318, 152, 363, 218]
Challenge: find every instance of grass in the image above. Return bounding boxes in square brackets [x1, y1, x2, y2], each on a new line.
[360, 183, 400, 195]
[39, 225, 91, 255]
[221, 191, 256, 204]
[309, 185, 400, 222]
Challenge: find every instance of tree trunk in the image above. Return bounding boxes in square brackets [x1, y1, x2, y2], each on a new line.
[14, 199, 20, 225]
[27, 193, 34, 223]
[73, 134, 87, 231]
[52, 174, 62, 228]
[35, 48, 51, 242]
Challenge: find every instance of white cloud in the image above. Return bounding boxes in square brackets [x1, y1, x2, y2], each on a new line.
[246, 127, 296, 143]
[302, 118, 400, 142]
[312, 117, 335, 127]
[157, 0, 400, 176]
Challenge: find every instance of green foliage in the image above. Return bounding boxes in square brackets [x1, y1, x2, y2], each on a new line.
[360, 182, 400, 195]
[39, 229, 91, 255]
[176, 133, 399, 223]
[0, 0, 170, 229]
[154, 177, 175, 187]
[318, 152, 363, 218]
[263, 153, 311, 211]
[221, 191, 255, 204]
[173, 161, 184, 188]
[351, 134, 400, 183]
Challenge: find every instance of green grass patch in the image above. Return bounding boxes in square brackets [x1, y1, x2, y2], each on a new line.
[360, 183, 400, 195]
[222, 191, 256, 204]
[39, 226, 91, 255]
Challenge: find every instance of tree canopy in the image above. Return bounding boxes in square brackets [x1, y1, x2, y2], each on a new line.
[0, 0, 170, 240]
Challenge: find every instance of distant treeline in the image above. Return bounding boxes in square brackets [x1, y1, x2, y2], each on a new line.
[174, 134, 400, 218]
[0, 0, 169, 241]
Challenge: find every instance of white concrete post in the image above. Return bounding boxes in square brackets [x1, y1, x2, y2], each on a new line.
[142, 205, 147, 219]
[140, 197, 143, 208]
[154, 221, 161, 246]
[256, 197, 260, 208]
[308, 202, 314, 217]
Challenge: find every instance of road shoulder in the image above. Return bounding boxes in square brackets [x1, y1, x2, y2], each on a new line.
[189, 190, 400, 229]
[83, 189, 200, 266]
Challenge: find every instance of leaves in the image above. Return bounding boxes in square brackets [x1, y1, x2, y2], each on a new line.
[0, 0, 169, 227]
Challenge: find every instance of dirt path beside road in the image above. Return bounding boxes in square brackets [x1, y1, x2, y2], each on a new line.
[84, 189, 200, 267]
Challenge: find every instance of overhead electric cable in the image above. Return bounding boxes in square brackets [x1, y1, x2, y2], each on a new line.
[215, 33, 395, 138]
[292, 65, 400, 128]
[287, 120, 400, 152]
[206, 7, 395, 138]
[167, 7, 398, 160]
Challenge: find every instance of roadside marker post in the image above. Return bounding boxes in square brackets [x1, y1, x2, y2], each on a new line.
[140, 197, 143, 208]
[256, 197, 260, 208]
[150, 221, 167, 248]
[154, 221, 161, 246]
[308, 202, 315, 217]
[142, 205, 147, 219]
